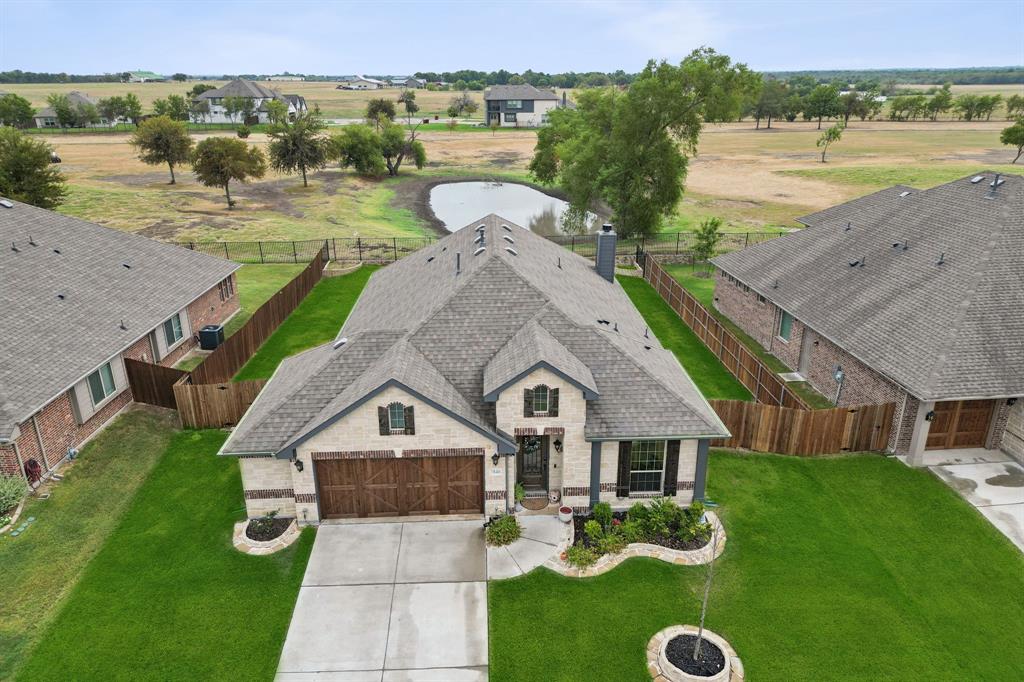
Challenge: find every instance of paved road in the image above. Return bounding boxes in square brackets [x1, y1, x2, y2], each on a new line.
[276, 520, 488, 681]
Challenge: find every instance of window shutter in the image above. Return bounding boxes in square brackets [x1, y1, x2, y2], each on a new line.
[378, 406, 389, 436]
[404, 405, 415, 435]
[549, 388, 559, 417]
[523, 388, 534, 417]
[616, 441, 632, 497]
[663, 441, 680, 496]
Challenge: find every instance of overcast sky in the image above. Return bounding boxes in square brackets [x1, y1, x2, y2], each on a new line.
[1, 0, 1022, 75]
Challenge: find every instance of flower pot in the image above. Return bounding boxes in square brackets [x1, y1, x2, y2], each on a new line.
[558, 506, 573, 523]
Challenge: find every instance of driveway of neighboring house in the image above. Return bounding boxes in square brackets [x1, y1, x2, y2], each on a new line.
[276, 520, 488, 682]
[911, 449, 1024, 552]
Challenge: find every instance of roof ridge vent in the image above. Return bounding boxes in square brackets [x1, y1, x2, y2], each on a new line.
[970, 175, 984, 184]
[505, 247, 518, 256]
[503, 235, 514, 244]
[473, 246, 486, 256]
[0, 199, 13, 208]
[899, 190, 911, 197]
[332, 337, 348, 349]
[501, 224, 511, 232]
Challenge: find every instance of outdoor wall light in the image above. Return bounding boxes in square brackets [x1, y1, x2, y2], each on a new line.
[293, 459, 304, 472]
[1008, 398, 1018, 406]
[491, 453, 500, 466]
[553, 439, 563, 453]
[925, 411, 936, 422]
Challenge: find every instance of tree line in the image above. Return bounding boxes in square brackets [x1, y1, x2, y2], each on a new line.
[766, 67, 1023, 86]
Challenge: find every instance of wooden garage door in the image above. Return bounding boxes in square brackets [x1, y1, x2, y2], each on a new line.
[925, 400, 995, 450]
[316, 456, 483, 519]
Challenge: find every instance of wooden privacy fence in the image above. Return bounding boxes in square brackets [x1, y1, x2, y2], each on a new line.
[709, 400, 896, 455]
[190, 249, 326, 384]
[173, 378, 267, 429]
[640, 251, 808, 409]
[124, 359, 189, 409]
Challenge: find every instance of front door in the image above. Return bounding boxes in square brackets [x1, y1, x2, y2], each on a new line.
[516, 435, 548, 490]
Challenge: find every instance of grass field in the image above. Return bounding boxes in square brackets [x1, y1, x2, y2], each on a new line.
[489, 450, 1024, 681]
[14, 428, 315, 681]
[234, 265, 377, 381]
[0, 408, 179, 680]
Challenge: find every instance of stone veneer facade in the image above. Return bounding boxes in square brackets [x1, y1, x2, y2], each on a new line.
[712, 268, 1018, 457]
[0, 274, 238, 480]
[239, 366, 706, 523]
[1001, 401, 1024, 462]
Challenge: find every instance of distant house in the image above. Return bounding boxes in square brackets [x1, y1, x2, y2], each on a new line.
[337, 76, 386, 90]
[0, 199, 239, 484]
[484, 84, 559, 127]
[32, 91, 114, 128]
[391, 77, 425, 89]
[711, 173, 1024, 466]
[194, 79, 308, 124]
[268, 74, 305, 82]
[127, 70, 166, 83]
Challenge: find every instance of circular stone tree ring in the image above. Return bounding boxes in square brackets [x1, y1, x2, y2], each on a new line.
[647, 625, 744, 682]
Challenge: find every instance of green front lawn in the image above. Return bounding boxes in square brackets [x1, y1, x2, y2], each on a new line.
[16, 428, 314, 680]
[489, 451, 1024, 681]
[619, 275, 752, 401]
[664, 265, 833, 409]
[0, 408, 179, 680]
[234, 265, 378, 381]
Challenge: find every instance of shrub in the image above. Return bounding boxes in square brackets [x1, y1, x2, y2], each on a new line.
[597, 532, 627, 555]
[250, 509, 278, 535]
[617, 519, 645, 543]
[0, 475, 27, 514]
[626, 502, 649, 524]
[584, 519, 604, 542]
[236, 124, 251, 139]
[565, 544, 598, 568]
[0, 514, 11, 528]
[592, 501, 613, 531]
[514, 482, 525, 504]
[485, 514, 522, 546]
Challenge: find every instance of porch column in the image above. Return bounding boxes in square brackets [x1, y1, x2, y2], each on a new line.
[906, 400, 935, 467]
[693, 439, 710, 501]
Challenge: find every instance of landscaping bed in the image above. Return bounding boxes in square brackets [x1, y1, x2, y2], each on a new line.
[667, 634, 726, 677]
[571, 509, 711, 553]
[246, 515, 292, 542]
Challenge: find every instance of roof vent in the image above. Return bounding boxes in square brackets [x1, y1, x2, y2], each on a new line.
[477, 224, 486, 231]
[986, 173, 1004, 199]
[122, 262, 132, 269]
[892, 240, 909, 251]
[505, 247, 518, 256]
[501, 224, 511, 232]
[53, 248, 61, 254]
[0, 199, 13, 209]
[332, 337, 348, 349]
[597, 319, 610, 325]
[848, 255, 866, 267]
[28, 235, 37, 246]
[10, 242, 18, 253]
[426, 255, 435, 263]
[970, 175, 984, 184]
[503, 235, 514, 244]
[844, 221, 852, 232]
[937, 252, 946, 265]
[899, 191, 911, 197]
[456, 252, 461, 274]
[56, 293, 65, 301]
[772, 279, 779, 289]
[474, 246, 486, 256]
[557, 257, 561, 270]
[119, 319, 127, 330]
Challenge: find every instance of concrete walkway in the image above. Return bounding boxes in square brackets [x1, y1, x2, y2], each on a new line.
[902, 448, 1024, 551]
[486, 515, 569, 579]
[276, 520, 488, 681]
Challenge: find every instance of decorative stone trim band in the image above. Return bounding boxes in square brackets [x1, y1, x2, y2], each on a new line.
[295, 493, 316, 504]
[599, 482, 617, 492]
[232, 519, 301, 556]
[647, 625, 743, 681]
[244, 488, 295, 500]
[514, 427, 538, 436]
[402, 447, 485, 458]
[485, 490, 507, 500]
[543, 427, 565, 435]
[544, 511, 727, 578]
[562, 486, 590, 497]
[677, 481, 695, 491]
[312, 450, 396, 460]
[570, 505, 590, 514]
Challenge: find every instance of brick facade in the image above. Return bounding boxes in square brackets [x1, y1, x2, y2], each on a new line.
[0, 274, 237, 482]
[1001, 401, 1024, 462]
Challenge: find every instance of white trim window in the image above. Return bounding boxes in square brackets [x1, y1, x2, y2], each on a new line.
[505, 99, 523, 110]
[629, 440, 666, 493]
[163, 313, 184, 347]
[532, 384, 549, 414]
[778, 311, 794, 342]
[504, 112, 517, 123]
[87, 362, 117, 406]
[388, 402, 406, 431]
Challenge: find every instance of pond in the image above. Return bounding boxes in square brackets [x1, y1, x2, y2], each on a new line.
[429, 181, 599, 236]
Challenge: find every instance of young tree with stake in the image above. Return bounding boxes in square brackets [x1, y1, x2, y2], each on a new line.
[1001, 118, 1024, 164]
[817, 122, 844, 163]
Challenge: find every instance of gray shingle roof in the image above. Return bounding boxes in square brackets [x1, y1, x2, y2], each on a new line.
[484, 319, 598, 400]
[221, 214, 727, 456]
[712, 172, 1024, 401]
[35, 91, 99, 118]
[484, 84, 559, 101]
[0, 201, 239, 440]
[196, 79, 283, 101]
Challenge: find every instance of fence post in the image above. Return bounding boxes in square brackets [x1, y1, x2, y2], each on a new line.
[223, 242, 229, 259]
[393, 237, 398, 262]
[258, 241, 265, 264]
[745, 233, 750, 249]
[292, 241, 297, 263]
[357, 238, 363, 262]
[332, 237, 337, 261]
[676, 232, 680, 255]
[571, 236, 575, 253]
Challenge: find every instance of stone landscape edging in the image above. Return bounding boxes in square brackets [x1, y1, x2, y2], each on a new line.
[0, 499, 26, 535]
[232, 518, 301, 555]
[647, 624, 744, 682]
[543, 510, 726, 578]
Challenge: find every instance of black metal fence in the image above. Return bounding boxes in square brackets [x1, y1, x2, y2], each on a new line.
[180, 230, 785, 265]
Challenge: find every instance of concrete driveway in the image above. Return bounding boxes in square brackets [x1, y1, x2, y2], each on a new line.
[277, 520, 488, 681]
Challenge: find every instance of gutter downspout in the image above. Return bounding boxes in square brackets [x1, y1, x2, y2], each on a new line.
[589, 442, 601, 509]
[31, 414, 50, 473]
[693, 439, 711, 501]
[504, 453, 511, 514]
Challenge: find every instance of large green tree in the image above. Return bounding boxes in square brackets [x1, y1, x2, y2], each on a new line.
[0, 127, 67, 208]
[153, 94, 190, 121]
[267, 112, 329, 186]
[123, 93, 143, 125]
[191, 137, 266, 208]
[804, 84, 840, 129]
[0, 93, 34, 128]
[529, 49, 757, 237]
[753, 79, 785, 129]
[329, 124, 387, 176]
[129, 115, 193, 184]
[1001, 118, 1024, 164]
[365, 97, 396, 130]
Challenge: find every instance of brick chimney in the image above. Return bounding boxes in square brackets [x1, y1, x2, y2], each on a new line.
[595, 223, 616, 282]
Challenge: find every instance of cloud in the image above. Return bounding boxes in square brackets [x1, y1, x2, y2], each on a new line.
[589, 0, 728, 61]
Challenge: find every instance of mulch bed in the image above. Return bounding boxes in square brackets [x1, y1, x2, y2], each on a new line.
[665, 634, 726, 677]
[245, 517, 292, 542]
[571, 511, 711, 552]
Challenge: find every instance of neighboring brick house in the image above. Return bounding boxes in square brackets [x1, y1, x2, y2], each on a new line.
[0, 199, 240, 481]
[220, 216, 729, 523]
[711, 172, 1024, 465]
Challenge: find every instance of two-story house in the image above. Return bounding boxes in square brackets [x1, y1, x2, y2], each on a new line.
[194, 79, 308, 124]
[484, 84, 559, 127]
[220, 216, 729, 523]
